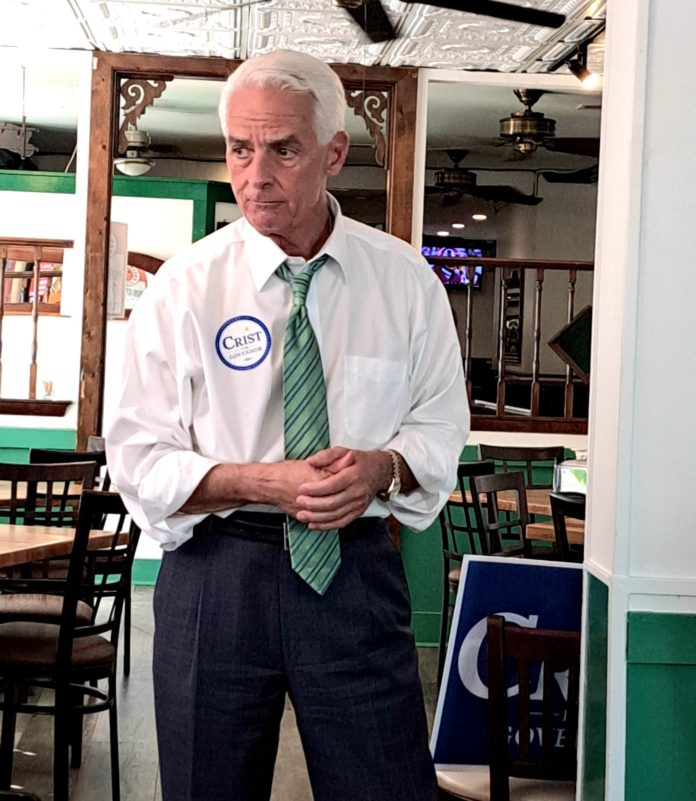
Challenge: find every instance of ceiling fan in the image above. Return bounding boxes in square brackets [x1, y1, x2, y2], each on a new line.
[498, 89, 600, 160]
[114, 124, 179, 176]
[428, 149, 542, 206]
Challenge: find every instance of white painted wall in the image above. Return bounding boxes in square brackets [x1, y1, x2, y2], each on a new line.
[0, 191, 83, 430]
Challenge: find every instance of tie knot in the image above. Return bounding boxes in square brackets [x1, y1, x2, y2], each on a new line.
[277, 255, 329, 310]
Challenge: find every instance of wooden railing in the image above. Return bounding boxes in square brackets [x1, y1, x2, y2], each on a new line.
[430, 256, 594, 434]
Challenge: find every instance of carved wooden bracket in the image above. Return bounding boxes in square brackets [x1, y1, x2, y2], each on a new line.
[118, 78, 171, 154]
[346, 90, 388, 168]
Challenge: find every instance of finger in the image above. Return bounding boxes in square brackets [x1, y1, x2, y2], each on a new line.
[298, 503, 365, 530]
[307, 446, 351, 470]
[298, 469, 354, 498]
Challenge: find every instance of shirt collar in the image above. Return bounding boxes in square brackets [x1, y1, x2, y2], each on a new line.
[243, 193, 348, 291]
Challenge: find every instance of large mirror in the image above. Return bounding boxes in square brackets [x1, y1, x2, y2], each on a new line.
[416, 72, 601, 431]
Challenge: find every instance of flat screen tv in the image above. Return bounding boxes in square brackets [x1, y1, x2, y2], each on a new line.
[421, 238, 496, 289]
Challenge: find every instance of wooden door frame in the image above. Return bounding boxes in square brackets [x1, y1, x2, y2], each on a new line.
[80, 51, 417, 446]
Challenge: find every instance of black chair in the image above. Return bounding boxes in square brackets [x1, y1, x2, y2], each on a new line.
[437, 460, 495, 687]
[25, 448, 136, 676]
[471, 471, 572, 561]
[470, 470, 530, 558]
[0, 490, 140, 801]
[29, 447, 110, 491]
[437, 614, 580, 801]
[0, 460, 97, 528]
[549, 492, 586, 563]
[477, 444, 566, 489]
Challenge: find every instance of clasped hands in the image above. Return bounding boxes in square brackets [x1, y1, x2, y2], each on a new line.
[279, 446, 389, 531]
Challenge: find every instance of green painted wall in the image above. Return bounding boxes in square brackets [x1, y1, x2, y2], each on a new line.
[0, 427, 75, 462]
[626, 612, 696, 801]
[582, 573, 608, 801]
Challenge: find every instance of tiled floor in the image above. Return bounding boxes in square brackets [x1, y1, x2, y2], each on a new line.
[6, 586, 441, 801]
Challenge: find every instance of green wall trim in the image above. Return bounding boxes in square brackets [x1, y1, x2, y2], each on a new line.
[626, 613, 696, 801]
[627, 612, 696, 665]
[132, 559, 161, 586]
[0, 171, 235, 240]
[0, 427, 76, 462]
[411, 612, 440, 647]
[582, 573, 608, 801]
[0, 170, 75, 194]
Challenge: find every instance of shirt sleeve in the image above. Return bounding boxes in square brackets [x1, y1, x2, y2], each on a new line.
[381, 270, 469, 531]
[105, 275, 220, 549]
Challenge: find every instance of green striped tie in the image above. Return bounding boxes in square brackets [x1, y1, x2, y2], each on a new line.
[277, 256, 340, 595]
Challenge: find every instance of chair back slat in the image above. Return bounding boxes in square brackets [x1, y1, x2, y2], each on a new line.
[486, 615, 581, 801]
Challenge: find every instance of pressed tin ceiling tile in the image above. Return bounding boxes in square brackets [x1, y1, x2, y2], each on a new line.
[3, 0, 605, 73]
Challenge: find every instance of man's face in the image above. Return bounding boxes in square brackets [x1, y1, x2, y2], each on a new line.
[224, 85, 348, 248]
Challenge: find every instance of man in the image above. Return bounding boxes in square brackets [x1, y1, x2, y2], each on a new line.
[106, 49, 468, 801]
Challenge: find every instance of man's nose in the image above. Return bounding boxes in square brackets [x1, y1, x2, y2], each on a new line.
[248, 150, 273, 186]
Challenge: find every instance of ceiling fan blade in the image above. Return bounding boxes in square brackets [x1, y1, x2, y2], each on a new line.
[540, 164, 599, 184]
[402, 0, 565, 29]
[148, 143, 180, 155]
[442, 190, 465, 207]
[544, 137, 600, 158]
[469, 184, 543, 205]
[342, 0, 397, 42]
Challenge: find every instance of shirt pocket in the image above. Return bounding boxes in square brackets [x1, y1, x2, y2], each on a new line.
[343, 355, 408, 444]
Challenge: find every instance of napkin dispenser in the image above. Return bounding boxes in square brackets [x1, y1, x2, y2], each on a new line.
[553, 460, 588, 494]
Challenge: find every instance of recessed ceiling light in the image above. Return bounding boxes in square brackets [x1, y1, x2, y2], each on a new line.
[436, 230, 450, 237]
[451, 223, 465, 229]
[472, 213, 487, 221]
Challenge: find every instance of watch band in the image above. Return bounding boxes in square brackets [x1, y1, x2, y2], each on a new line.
[376, 449, 401, 502]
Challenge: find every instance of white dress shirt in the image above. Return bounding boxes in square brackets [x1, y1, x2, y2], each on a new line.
[106, 196, 469, 549]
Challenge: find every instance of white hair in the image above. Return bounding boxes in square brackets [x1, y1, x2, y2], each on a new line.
[218, 49, 347, 145]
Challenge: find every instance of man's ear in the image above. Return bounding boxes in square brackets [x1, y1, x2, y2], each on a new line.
[325, 131, 350, 177]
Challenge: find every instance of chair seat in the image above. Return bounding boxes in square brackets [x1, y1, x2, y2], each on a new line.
[0, 621, 114, 676]
[0, 593, 92, 624]
[437, 768, 576, 801]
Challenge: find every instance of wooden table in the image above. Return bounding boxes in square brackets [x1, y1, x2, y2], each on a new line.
[448, 488, 585, 545]
[0, 524, 122, 568]
[0, 480, 84, 502]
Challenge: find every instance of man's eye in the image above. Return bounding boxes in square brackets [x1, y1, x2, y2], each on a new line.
[231, 147, 249, 158]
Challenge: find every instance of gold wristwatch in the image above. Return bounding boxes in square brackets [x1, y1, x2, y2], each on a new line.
[376, 449, 402, 502]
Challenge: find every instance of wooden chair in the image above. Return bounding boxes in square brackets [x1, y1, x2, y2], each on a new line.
[477, 445, 566, 489]
[471, 471, 569, 561]
[437, 460, 495, 687]
[549, 492, 585, 563]
[470, 470, 530, 558]
[0, 490, 140, 801]
[19, 449, 132, 676]
[29, 447, 110, 491]
[437, 614, 580, 801]
[0, 460, 97, 527]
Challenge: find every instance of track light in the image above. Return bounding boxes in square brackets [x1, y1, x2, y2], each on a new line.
[566, 58, 601, 90]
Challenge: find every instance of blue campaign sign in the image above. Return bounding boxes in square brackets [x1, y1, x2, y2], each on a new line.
[430, 555, 583, 768]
